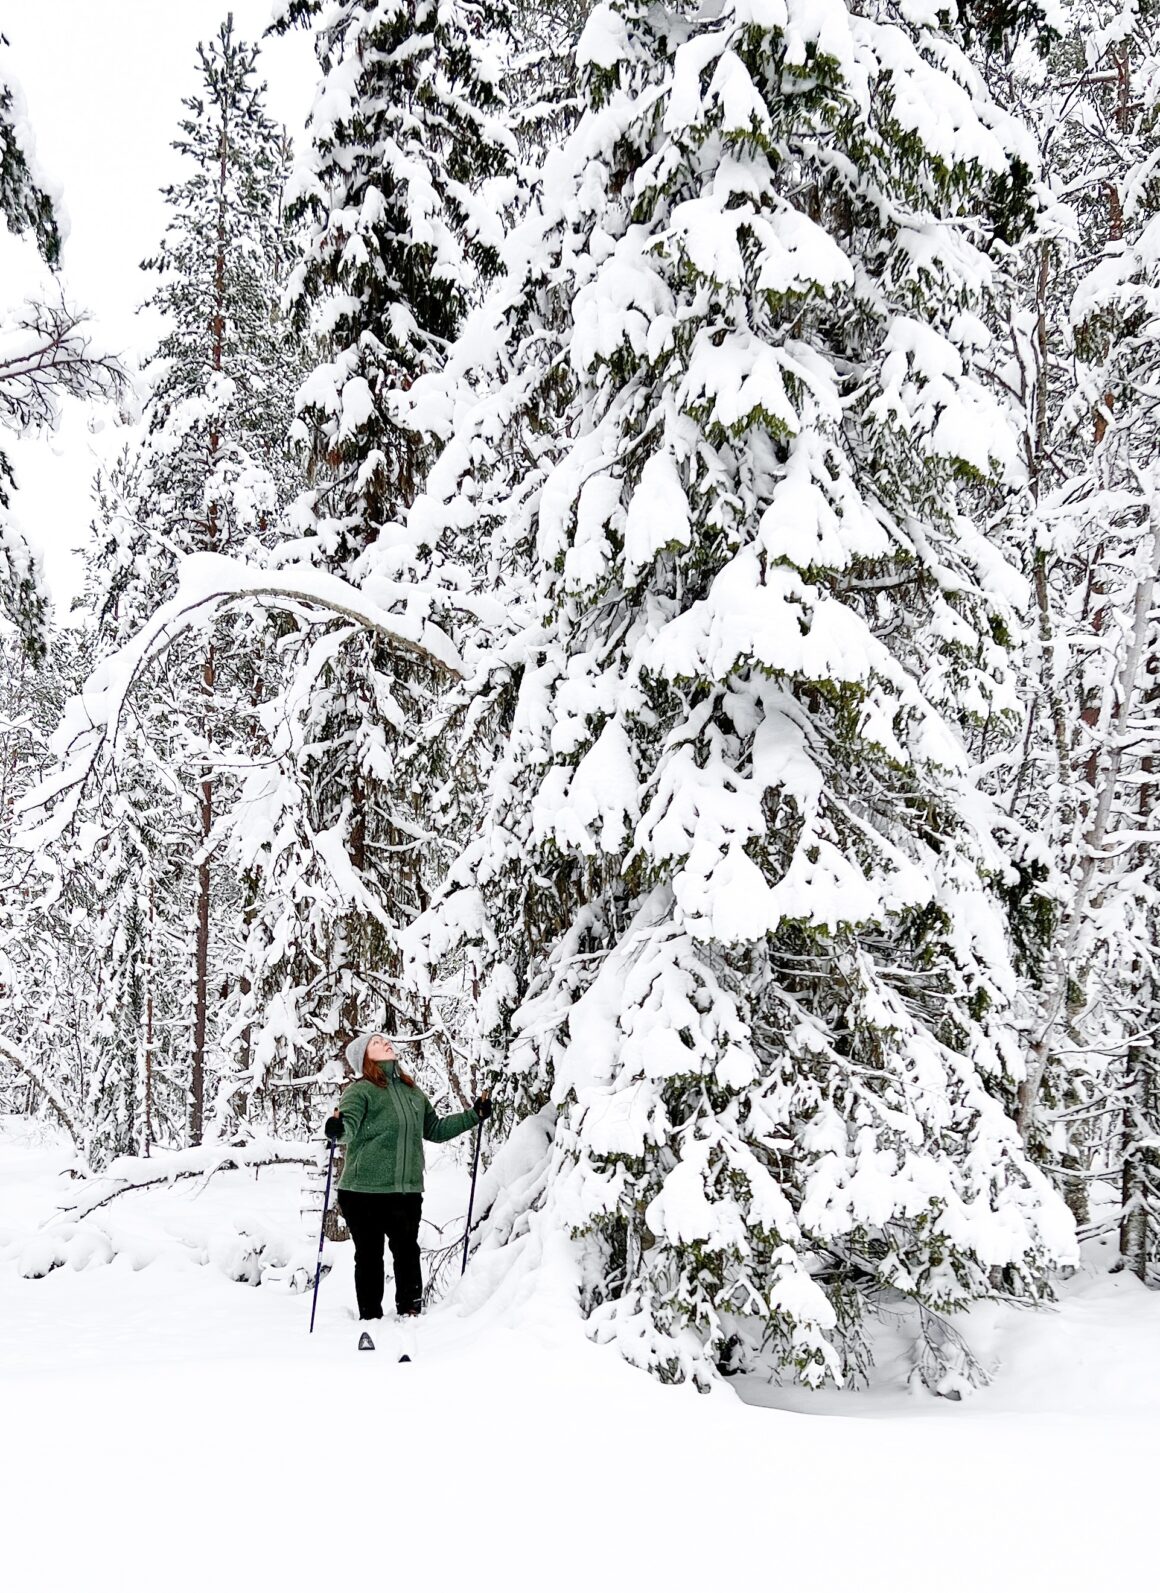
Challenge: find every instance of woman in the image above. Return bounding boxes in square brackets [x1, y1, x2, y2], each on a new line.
[324, 1031, 490, 1323]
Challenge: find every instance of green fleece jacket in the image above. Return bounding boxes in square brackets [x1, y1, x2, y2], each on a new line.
[335, 1073, 478, 1194]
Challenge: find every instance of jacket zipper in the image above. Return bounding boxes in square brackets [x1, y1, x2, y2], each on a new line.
[395, 1076, 409, 1189]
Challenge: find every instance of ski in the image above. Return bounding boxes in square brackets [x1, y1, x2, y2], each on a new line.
[398, 1315, 418, 1363]
[358, 1331, 375, 1351]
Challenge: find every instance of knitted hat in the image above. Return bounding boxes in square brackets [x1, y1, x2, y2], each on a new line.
[345, 1031, 391, 1073]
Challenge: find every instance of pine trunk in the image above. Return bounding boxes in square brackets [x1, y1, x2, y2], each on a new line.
[190, 106, 230, 1146]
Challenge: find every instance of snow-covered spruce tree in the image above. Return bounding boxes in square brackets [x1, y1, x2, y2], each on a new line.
[0, 33, 123, 655]
[22, 19, 305, 1157]
[414, 0, 1078, 1386]
[231, 0, 513, 1101]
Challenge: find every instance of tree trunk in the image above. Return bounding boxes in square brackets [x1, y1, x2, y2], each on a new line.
[1120, 671, 1160, 1278]
[190, 644, 216, 1146]
[143, 879, 155, 1156]
[1119, 1008, 1156, 1282]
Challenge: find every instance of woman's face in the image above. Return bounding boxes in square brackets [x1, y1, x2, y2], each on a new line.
[365, 1034, 396, 1064]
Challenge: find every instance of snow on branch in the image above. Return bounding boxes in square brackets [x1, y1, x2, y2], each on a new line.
[0, 294, 125, 431]
[52, 1137, 319, 1222]
[144, 549, 466, 676]
[17, 550, 466, 846]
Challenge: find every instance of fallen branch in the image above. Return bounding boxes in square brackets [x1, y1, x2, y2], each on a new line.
[55, 1142, 317, 1221]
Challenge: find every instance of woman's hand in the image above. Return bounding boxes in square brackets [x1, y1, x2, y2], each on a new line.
[472, 1094, 492, 1122]
[324, 1112, 343, 1143]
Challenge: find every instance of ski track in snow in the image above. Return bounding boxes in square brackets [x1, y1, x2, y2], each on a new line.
[0, 1119, 1156, 1593]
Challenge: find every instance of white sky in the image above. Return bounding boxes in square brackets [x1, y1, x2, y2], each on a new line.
[4, 2, 317, 613]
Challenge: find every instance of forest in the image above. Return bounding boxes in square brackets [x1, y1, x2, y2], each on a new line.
[0, 0, 1158, 1396]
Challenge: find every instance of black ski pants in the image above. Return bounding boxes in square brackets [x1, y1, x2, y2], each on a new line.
[336, 1190, 423, 1319]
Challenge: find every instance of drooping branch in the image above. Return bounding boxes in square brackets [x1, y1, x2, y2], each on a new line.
[16, 550, 470, 849]
[0, 1033, 80, 1147]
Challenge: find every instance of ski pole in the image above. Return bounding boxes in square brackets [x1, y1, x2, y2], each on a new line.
[461, 1089, 489, 1276]
[309, 1133, 338, 1334]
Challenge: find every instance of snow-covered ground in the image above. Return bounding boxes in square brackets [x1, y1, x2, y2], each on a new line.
[1, 1115, 1155, 1593]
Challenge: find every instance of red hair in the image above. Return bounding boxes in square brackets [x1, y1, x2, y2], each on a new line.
[362, 1053, 415, 1089]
